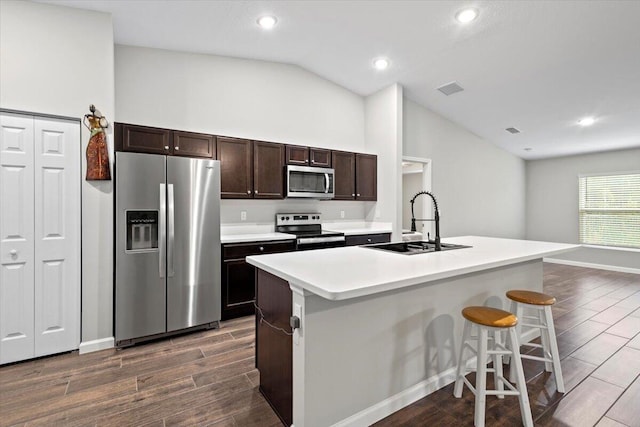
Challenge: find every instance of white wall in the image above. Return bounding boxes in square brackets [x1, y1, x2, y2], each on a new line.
[526, 148, 640, 270]
[115, 44, 368, 223]
[364, 84, 404, 240]
[403, 98, 526, 239]
[0, 1, 115, 343]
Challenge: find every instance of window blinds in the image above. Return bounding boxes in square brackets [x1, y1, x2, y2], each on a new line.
[578, 173, 640, 249]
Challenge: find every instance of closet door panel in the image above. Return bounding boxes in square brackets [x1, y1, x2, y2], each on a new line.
[0, 113, 35, 364]
[34, 118, 80, 357]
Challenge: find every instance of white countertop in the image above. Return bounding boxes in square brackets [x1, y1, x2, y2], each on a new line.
[220, 224, 295, 244]
[246, 236, 579, 301]
[323, 221, 392, 235]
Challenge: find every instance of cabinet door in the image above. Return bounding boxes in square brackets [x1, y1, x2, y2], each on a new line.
[0, 113, 35, 364]
[254, 141, 284, 199]
[356, 153, 377, 201]
[285, 145, 309, 165]
[217, 137, 253, 199]
[117, 123, 172, 155]
[310, 148, 331, 167]
[331, 151, 355, 200]
[34, 118, 80, 357]
[221, 259, 256, 320]
[173, 131, 215, 158]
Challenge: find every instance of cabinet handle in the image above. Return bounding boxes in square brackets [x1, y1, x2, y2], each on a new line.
[357, 193, 361, 197]
[367, 239, 372, 243]
[351, 193, 355, 197]
[247, 190, 251, 194]
[255, 190, 258, 194]
[175, 146, 179, 151]
[9, 249, 17, 257]
[164, 145, 170, 150]
[259, 246, 264, 252]
[311, 159, 315, 164]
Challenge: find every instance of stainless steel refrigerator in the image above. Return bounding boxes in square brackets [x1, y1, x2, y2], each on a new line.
[115, 152, 221, 346]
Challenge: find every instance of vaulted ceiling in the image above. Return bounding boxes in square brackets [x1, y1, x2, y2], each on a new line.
[38, 0, 640, 159]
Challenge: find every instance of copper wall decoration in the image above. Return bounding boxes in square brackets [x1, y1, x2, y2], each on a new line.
[84, 104, 111, 180]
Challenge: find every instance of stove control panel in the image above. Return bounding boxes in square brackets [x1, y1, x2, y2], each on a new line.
[276, 213, 322, 226]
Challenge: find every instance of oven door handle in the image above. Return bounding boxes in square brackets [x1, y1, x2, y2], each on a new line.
[297, 236, 345, 245]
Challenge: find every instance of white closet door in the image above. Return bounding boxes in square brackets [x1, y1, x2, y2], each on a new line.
[0, 113, 35, 364]
[34, 117, 80, 357]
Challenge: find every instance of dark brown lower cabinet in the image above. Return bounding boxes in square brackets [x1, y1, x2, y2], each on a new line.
[345, 233, 391, 246]
[255, 269, 292, 427]
[221, 240, 295, 320]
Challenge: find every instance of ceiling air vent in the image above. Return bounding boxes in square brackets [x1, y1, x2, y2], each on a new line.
[436, 81, 464, 96]
[505, 127, 521, 134]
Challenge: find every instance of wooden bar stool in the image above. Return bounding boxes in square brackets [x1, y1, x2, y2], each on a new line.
[454, 306, 533, 427]
[506, 290, 564, 393]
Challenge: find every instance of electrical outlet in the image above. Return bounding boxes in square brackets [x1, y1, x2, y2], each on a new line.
[293, 303, 302, 345]
[340, 210, 345, 219]
[240, 211, 247, 221]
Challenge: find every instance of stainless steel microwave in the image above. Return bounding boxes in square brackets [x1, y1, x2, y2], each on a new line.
[285, 165, 335, 199]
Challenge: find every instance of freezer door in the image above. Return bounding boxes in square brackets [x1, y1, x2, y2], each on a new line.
[115, 152, 167, 342]
[166, 157, 221, 331]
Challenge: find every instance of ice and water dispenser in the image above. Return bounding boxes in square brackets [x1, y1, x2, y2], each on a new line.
[126, 210, 159, 251]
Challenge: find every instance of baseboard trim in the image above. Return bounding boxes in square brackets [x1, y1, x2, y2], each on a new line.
[79, 337, 115, 354]
[331, 328, 538, 427]
[544, 258, 640, 275]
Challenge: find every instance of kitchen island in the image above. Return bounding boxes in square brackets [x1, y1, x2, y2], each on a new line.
[247, 236, 578, 427]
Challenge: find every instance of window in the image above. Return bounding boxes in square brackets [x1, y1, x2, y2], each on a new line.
[579, 173, 640, 249]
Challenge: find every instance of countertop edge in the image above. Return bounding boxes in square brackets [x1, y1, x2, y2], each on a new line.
[247, 243, 580, 301]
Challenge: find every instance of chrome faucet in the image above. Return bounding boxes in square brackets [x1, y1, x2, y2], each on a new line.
[410, 191, 441, 251]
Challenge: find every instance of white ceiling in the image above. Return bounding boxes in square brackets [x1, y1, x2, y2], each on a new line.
[38, 0, 640, 159]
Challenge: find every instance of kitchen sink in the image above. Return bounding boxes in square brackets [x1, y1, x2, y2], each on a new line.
[364, 241, 471, 255]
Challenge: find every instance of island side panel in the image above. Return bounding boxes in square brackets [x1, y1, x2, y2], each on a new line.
[255, 269, 293, 426]
[295, 259, 543, 427]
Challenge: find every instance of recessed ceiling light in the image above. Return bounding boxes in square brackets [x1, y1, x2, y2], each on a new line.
[373, 58, 390, 70]
[578, 117, 595, 126]
[456, 8, 478, 23]
[524, 148, 532, 151]
[257, 15, 277, 30]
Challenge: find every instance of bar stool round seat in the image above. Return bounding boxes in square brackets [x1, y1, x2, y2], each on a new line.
[506, 290, 556, 306]
[454, 306, 533, 427]
[506, 289, 564, 393]
[462, 306, 518, 328]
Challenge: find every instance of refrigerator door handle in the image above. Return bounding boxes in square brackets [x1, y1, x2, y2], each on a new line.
[167, 183, 175, 277]
[159, 183, 166, 278]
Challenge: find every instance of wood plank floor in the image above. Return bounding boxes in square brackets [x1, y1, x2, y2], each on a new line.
[1, 264, 638, 426]
[375, 264, 640, 427]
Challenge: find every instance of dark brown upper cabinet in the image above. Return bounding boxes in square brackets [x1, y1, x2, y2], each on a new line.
[173, 131, 216, 158]
[332, 151, 356, 200]
[115, 123, 215, 159]
[253, 141, 285, 199]
[285, 145, 309, 165]
[285, 146, 331, 167]
[116, 123, 172, 155]
[331, 151, 377, 201]
[310, 148, 331, 167]
[217, 138, 284, 200]
[217, 137, 253, 199]
[355, 153, 377, 201]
